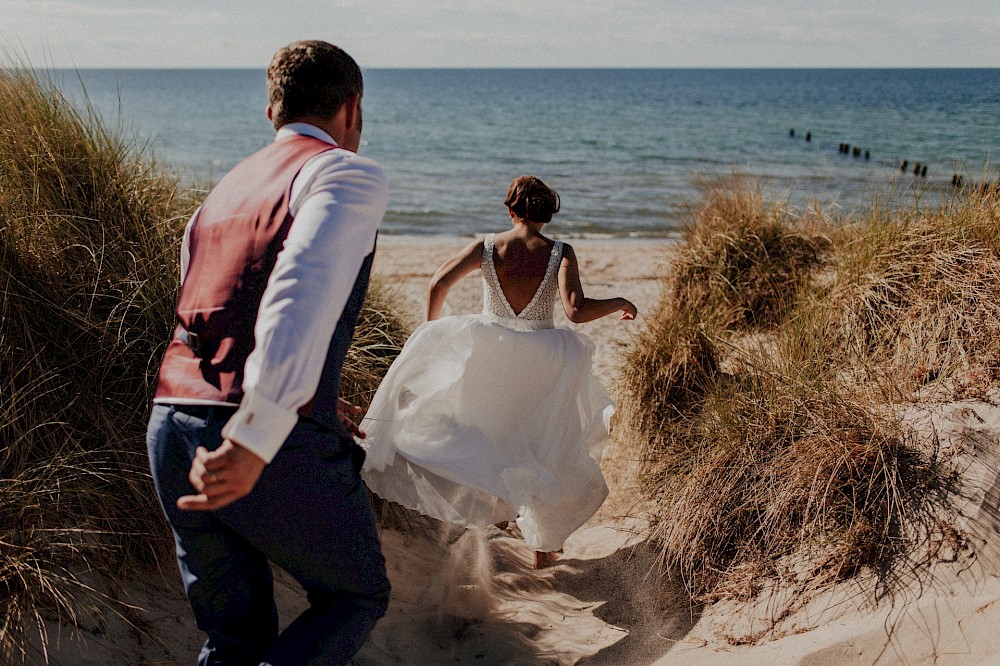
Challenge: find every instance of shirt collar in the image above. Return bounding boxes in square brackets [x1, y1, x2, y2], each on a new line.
[275, 123, 338, 146]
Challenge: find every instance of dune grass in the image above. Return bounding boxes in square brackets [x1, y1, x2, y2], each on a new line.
[825, 192, 1000, 399]
[0, 67, 409, 662]
[617, 179, 996, 624]
[0, 67, 194, 663]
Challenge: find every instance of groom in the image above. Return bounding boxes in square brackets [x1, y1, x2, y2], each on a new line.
[146, 41, 390, 665]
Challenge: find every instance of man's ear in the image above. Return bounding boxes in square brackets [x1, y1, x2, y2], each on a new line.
[343, 94, 361, 131]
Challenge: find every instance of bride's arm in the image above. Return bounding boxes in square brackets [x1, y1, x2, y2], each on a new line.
[558, 244, 637, 323]
[426, 239, 484, 321]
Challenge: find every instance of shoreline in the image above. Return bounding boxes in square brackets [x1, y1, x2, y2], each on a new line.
[378, 228, 682, 248]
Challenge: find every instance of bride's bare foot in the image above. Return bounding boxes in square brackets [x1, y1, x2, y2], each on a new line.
[534, 550, 561, 569]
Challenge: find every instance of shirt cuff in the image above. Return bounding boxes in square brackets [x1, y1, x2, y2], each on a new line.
[221, 390, 299, 464]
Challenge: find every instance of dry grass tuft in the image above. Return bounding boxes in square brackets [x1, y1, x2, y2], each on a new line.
[673, 179, 831, 331]
[825, 191, 1000, 398]
[0, 67, 409, 661]
[341, 279, 412, 411]
[616, 178, 992, 632]
[646, 346, 933, 602]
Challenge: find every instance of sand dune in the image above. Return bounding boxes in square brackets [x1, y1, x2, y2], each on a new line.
[39, 235, 1000, 665]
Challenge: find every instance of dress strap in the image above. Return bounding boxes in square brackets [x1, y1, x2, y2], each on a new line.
[551, 241, 564, 268]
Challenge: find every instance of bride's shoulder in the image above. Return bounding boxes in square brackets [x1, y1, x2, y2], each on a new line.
[459, 237, 486, 253]
[436, 238, 487, 272]
[558, 240, 577, 260]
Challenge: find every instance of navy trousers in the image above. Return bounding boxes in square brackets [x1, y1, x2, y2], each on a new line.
[146, 404, 390, 666]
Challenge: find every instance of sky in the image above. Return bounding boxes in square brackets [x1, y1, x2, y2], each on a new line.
[3, 0, 999, 69]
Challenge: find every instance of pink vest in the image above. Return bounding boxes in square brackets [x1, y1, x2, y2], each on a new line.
[154, 135, 333, 404]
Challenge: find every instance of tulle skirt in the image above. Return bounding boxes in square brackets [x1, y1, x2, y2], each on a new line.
[360, 314, 612, 552]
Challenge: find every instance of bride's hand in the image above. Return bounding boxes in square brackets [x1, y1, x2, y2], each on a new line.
[337, 397, 366, 439]
[620, 299, 638, 320]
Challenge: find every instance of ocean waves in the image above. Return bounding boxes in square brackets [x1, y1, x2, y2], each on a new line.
[61, 67, 999, 238]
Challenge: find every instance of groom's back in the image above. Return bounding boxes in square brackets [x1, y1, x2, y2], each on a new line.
[154, 134, 333, 404]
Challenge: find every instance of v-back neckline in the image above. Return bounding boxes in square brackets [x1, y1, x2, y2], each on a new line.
[486, 234, 561, 318]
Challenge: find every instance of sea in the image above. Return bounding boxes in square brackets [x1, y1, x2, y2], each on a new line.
[57, 68, 1000, 238]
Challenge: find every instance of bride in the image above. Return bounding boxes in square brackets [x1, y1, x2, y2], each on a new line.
[360, 175, 636, 568]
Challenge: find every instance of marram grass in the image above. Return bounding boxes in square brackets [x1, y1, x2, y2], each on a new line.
[825, 191, 1000, 397]
[617, 179, 995, 631]
[1, 66, 194, 663]
[0, 67, 409, 662]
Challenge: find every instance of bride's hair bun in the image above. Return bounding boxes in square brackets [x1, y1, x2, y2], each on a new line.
[504, 176, 560, 223]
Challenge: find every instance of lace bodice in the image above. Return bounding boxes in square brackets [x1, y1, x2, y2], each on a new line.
[482, 234, 563, 331]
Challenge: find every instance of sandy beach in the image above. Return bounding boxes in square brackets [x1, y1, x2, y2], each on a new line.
[36, 235, 1000, 665]
[359, 236, 1000, 666]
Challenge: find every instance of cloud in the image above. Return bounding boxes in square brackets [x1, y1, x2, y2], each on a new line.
[3, 0, 224, 26]
[2, 0, 997, 67]
[1, 0, 231, 67]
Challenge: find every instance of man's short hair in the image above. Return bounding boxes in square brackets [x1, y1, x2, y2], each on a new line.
[267, 40, 363, 129]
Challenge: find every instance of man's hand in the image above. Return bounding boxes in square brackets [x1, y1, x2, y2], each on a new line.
[177, 440, 266, 512]
[337, 397, 366, 439]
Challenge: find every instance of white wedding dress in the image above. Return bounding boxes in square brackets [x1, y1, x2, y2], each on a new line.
[360, 234, 612, 552]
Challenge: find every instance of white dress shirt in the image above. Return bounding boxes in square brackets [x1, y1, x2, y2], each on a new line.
[158, 123, 388, 463]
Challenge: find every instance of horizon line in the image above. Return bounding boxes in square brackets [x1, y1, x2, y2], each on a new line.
[28, 65, 1000, 71]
